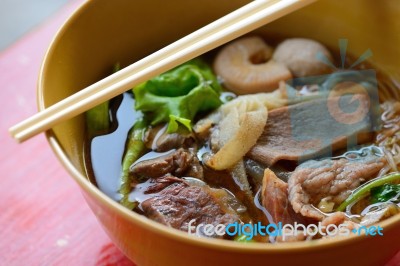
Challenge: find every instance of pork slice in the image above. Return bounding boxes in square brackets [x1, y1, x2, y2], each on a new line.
[261, 169, 296, 225]
[320, 212, 359, 238]
[321, 212, 358, 229]
[141, 182, 239, 235]
[261, 169, 308, 225]
[248, 94, 373, 166]
[288, 154, 386, 220]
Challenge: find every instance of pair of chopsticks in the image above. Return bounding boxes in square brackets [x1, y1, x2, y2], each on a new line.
[9, 0, 316, 143]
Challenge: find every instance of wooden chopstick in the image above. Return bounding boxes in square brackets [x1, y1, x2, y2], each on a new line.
[9, 0, 316, 142]
[12, 0, 278, 130]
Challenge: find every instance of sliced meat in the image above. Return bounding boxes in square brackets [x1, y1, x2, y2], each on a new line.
[248, 94, 373, 166]
[154, 132, 196, 152]
[193, 111, 220, 140]
[141, 181, 239, 236]
[275, 229, 307, 243]
[144, 174, 184, 194]
[245, 159, 292, 194]
[130, 148, 203, 179]
[184, 156, 204, 180]
[144, 124, 196, 152]
[321, 212, 349, 227]
[203, 167, 267, 225]
[288, 153, 386, 220]
[262, 169, 295, 224]
[261, 169, 307, 225]
[320, 212, 359, 238]
[277, 212, 359, 241]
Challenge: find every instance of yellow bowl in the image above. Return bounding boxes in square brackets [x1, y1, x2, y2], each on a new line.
[38, 0, 400, 265]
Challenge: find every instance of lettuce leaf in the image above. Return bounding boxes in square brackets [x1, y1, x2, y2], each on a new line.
[133, 59, 222, 132]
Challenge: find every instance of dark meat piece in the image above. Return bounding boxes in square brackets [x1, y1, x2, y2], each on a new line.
[155, 132, 196, 152]
[141, 182, 239, 236]
[288, 153, 386, 220]
[203, 167, 266, 225]
[130, 149, 190, 178]
[130, 148, 203, 179]
[193, 111, 220, 140]
[184, 156, 204, 180]
[144, 125, 196, 152]
[144, 175, 184, 194]
[245, 159, 265, 194]
[248, 95, 373, 166]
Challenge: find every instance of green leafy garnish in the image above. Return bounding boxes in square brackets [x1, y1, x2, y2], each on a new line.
[337, 172, 400, 211]
[167, 115, 192, 133]
[133, 59, 222, 133]
[371, 183, 400, 203]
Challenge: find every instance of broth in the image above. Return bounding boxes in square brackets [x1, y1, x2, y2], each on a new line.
[84, 35, 400, 242]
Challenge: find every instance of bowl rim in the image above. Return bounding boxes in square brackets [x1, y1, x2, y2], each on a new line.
[37, 0, 400, 254]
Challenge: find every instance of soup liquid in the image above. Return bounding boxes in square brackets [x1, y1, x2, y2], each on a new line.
[84, 39, 400, 241]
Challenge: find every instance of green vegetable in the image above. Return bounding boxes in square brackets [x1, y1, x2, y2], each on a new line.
[85, 101, 110, 138]
[234, 234, 254, 243]
[86, 63, 121, 137]
[119, 119, 148, 209]
[167, 115, 192, 133]
[336, 172, 400, 211]
[371, 183, 400, 203]
[133, 59, 222, 133]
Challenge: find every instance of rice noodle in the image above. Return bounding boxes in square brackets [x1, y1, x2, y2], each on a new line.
[376, 100, 400, 174]
[343, 82, 400, 220]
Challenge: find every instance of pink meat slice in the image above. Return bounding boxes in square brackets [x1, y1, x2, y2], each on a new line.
[261, 169, 304, 225]
[288, 154, 386, 220]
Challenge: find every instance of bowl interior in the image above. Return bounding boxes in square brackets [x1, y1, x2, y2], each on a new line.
[38, 0, 400, 265]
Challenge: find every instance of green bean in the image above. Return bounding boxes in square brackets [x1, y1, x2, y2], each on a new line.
[85, 102, 110, 138]
[85, 63, 120, 137]
[336, 172, 400, 211]
[119, 119, 147, 209]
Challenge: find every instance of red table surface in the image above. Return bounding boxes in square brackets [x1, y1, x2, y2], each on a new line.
[0, 1, 399, 265]
[0, 0, 134, 265]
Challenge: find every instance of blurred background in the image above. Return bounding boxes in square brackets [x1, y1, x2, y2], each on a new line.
[0, 0, 68, 51]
